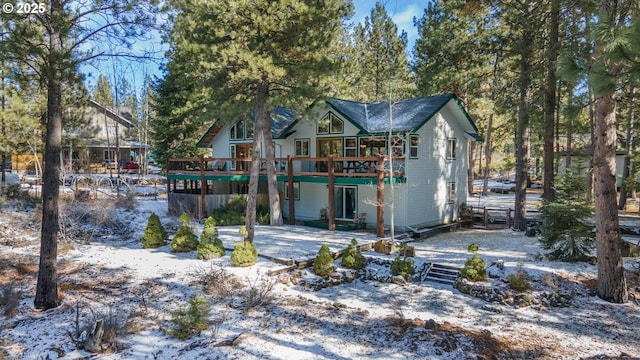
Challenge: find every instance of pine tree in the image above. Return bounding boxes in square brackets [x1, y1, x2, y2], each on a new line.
[350, 1, 414, 102]
[539, 172, 594, 261]
[3, 0, 157, 310]
[171, 212, 199, 253]
[92, 75, 114, 106]
[197, 217, 225, 259]
[588, 0, 639, 303]
[162, 0, 353, 242]
[341, 238, 366, 270]
[142, 213, 168, 249]
[313, 244, 335, 277]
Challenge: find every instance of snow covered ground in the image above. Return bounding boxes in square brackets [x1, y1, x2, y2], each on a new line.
[0, 192, 639, 359]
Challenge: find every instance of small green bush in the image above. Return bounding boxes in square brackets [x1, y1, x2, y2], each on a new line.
[313, 244, 334, 277]
[141, 213, 168, 249]
[506, 262, 530, 292]
[170, 297, 210, 340]
[197, 217, 225, 259]
[460, 244, 487, 282]
[390, 255, 415, 278]
[171, 213, 199, 253]
[209, 196, 270, 226]
[341, 239, 367, 270]
[179, 212, 191, 226]
[461, 254, 487, 281]
[230, 241, 258, 267]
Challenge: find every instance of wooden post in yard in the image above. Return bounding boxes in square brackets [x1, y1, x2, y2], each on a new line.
[376, 155, 385, 237]
[507, 208, 512, 228]
[483, 207, 488, 227]
[199, 156, 206, 219]
[165, 158, 175, 212]
[287, 155, 295, 225]
[328, 155, 335, 231]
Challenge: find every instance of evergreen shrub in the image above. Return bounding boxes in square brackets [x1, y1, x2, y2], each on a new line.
[230, 241, 258, 267]
[390, 243, 415, 278]
[313, 244, 334, 277]
[539, 172, 595, 262]
[171, 212, 199, 253]
[506, 262, 530, 292]
[197, 216, 225, 259]
[170, 296, 210, 340]
[141, 213, 168, 249]
[341, 238, 367, 270]
[460, 244, 487, 281]
[210, 196, 270, 226]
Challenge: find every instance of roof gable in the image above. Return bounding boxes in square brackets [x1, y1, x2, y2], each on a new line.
[88, 99, 135, 128]
[326, 94, 479, 137]
[197, 106, 298, 147]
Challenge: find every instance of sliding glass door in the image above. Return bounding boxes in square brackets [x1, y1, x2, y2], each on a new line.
[334, 186, 357, 220]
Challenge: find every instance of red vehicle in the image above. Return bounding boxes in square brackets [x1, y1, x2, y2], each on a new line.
[123, 161, 139, 170]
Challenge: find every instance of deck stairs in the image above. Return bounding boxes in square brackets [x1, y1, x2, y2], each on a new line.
[421, 263, 461, 285]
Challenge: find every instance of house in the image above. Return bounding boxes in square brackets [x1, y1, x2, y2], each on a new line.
[167, 94, 482, 236]
[62, 99, 143, 174]
[13, 100, 143, 175]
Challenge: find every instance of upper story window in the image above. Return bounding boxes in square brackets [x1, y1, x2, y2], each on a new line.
[317, 112, 343, 134]
[230, 120, 254, 140]
[295, 139, 309, 157]
[447, 138, 457, 159]
[409, 135, 419, 158]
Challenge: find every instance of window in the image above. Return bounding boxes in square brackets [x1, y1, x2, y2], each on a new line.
[409, 135, 419, 158]
[317, 112, 343, 134]
[447, 138, 457, 159]
[359, 136, 386, 156]
[295, 139, 309, 157]
[447, 182, 456, 203]
[284, 182, 300, 200]
[344, 137, 357, 157]
[103, 149, 115, 161]
[230, 120, 253, 140]
[229, 144, 236, 170]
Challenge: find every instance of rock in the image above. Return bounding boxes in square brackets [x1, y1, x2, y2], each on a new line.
[481, 304, 503, 313]
[424, 319, 440, 330]
[487, 261, 505, 279]
[399, 246, 416, 257]
[391, 275, 406, 285]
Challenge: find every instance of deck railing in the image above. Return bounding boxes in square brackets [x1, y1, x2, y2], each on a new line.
[166, 155, 405, 178]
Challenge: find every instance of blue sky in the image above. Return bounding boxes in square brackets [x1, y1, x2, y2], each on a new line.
[352, 0, 425, 52]
[83, 0, 428, 97]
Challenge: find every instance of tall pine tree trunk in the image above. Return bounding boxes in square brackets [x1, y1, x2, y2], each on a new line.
[618, 85, 635, 209]
[593, 93, 627, 303]
[542, 0, 559, 201]
[514, 30, 533, 231]
[591, 0, 627, 303]
[482, 54, 499, 196]
[244, 78, 268, 243]
[35, 0, 63, 310]
[262, 110, 283, 226]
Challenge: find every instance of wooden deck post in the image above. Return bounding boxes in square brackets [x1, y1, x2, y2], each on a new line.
[376, 155, 385, 237]
[166, 159, 171, 211]
[328, 155, 335, 231]
[507, 208, 512, 228]
[483, 207, 488, 227]
[199, 156, 206, 219]
[287, 155, 295, 225]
